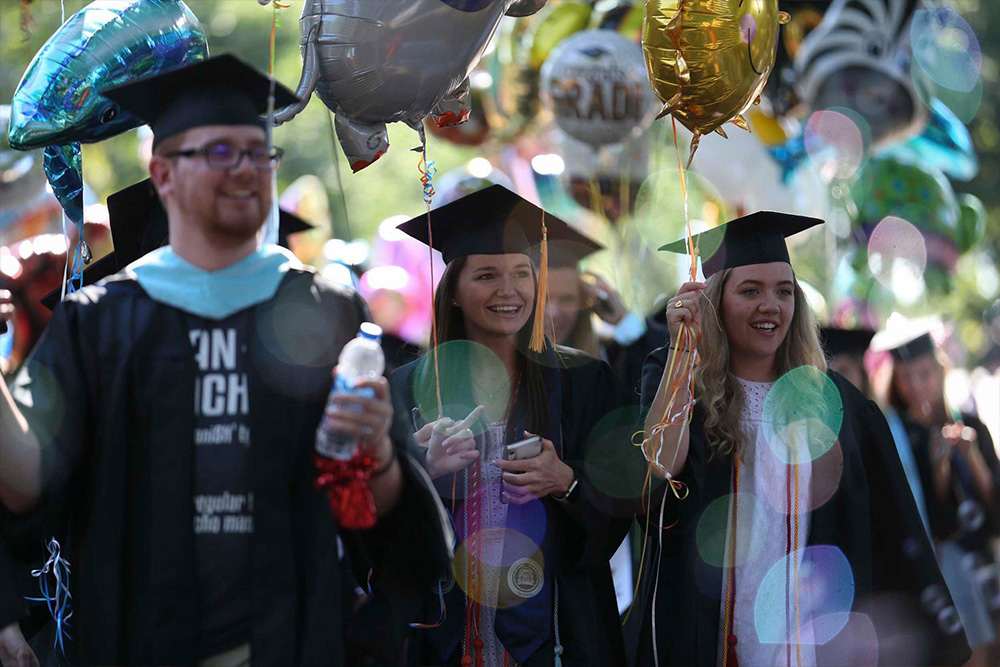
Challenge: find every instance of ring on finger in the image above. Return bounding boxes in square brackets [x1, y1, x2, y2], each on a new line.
[674, 300, 684, 308]
[362, 425, 374, 438]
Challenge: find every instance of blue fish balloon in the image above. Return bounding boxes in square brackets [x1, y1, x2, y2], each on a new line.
[8, 0, 208, 232]
[887, 98, 979, 182]
[42, 144, 84, 244]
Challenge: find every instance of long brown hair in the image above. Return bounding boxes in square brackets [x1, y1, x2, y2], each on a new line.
[693, 268, 828, 458]
[432, 256, 551, 438]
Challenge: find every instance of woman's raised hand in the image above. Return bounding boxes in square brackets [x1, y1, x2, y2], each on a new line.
[665, 281, 706, 348]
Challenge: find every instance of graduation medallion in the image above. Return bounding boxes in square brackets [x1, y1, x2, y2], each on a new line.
[507, 557, 543, 599]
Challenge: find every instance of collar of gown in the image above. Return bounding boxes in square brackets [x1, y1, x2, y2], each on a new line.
[128, 244, 302, 320]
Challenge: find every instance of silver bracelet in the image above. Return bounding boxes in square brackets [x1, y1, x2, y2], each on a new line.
[552, 476, 579, 503]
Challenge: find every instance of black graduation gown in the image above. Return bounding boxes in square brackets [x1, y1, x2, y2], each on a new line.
[625, 345, 972, 667]
[604, 317, 669, 404]
[0, 514, 22, 630]
[898, 411, 1000, 545]
[390, 345, 639, 667]
[1, 269, 452, 667]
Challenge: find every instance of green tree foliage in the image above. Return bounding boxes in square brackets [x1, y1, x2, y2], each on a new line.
[0, 0, 482, 243]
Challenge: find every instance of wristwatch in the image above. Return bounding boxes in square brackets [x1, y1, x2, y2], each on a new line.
[552, 475, 579, 503]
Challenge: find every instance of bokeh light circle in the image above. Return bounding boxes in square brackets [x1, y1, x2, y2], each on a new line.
[583, 406, 657, 506]
[867, 216, 928, 290]
[911, 8, 982, 93]
[813, 612, 879, 666]
[762, 366, 843, 464]
[697, 493, 759, 568]
[453, 527, 545, 609]
[804, 110, 865, 182]
[754, 545, 855, 645]
[760, 439, 844, 515]
[413, 340, 511, 432]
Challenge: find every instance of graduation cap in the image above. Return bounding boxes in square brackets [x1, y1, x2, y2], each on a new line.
[100, 54, 298, 149]
[871, 316, 940, 362]
[41, 179, 312, 310]
[658, 211, 823, 277]
[397, 184, 589, 263]
[547, 229, 603, 269]
[820, 326, 876, 359]
[397, 184, 590, 351]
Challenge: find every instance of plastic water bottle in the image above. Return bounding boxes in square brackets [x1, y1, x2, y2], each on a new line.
[316, 322, 385, 460]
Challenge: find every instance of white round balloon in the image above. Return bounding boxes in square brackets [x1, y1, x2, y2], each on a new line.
[686, 126, 831, 219]
[540, 29, 654, 148]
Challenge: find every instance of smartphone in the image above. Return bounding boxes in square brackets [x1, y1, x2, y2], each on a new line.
[503, 435, 542, 462]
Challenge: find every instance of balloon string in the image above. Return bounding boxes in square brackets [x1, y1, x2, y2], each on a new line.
[325, 111, 353, 241]
[630, 116, 703, 480]
[58, 0, 70, 302]
[268, 3, 290, 72]
[261, 0, 284, 247]
[270, 5, 277, 75]
[68, 242, 85, 294]
[671, 116, 697, 281]
[26, 538, 73, 656]
[417, 138, 443, 420]
[621, 466, 679, 627]
[632, 322, 697, 488]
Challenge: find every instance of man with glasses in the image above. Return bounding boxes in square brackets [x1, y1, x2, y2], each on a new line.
[0, 55, 451, 667]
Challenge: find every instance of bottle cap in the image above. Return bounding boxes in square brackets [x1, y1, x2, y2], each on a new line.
[359, 322, 383, 341]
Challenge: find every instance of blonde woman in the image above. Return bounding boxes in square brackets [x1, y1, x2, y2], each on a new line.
[626, 212, 970, 667]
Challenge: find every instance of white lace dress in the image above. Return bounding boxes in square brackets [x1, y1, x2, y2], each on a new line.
[716, 378, 818, 667]
[463, 421, 511, 667]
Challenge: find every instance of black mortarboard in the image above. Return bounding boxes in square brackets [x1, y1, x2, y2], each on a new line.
[870, 317, 939, 362]
[41, 179, 312, 310]
[658, 211, 823, 277]
[820, 326, 876, 358]
[100, 54, 298, 149]
[888, 333, 935, 361]
[548, 230, 603, 269]
[397, 184, 584, 352]
[396, 184, 581, 264]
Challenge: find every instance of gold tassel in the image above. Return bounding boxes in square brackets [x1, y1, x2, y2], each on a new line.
[529, 211, 549, 353]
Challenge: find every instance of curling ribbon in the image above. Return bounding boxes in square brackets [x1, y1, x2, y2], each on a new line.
[419, 151, 437, 206]
[27, 538, 73, 655]
[313, 452, 378, 529]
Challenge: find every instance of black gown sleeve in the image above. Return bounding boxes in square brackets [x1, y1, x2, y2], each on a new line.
[8, 299, 96, 500]
[559, 352, 648, 566]
[0, 531, 22, 630]
[336, 299, 454, 663]
[341, 295, 453, 596]
[852, 391, 972, 666]
[962, 413, 1000, 537]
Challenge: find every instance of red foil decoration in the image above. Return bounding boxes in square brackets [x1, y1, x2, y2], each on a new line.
[313, 452, 379, 529]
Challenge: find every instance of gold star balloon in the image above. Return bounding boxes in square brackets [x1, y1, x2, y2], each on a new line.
[642, 0, 789, 163]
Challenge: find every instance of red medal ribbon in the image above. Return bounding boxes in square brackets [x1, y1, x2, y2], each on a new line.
[313, 452, 378, 529]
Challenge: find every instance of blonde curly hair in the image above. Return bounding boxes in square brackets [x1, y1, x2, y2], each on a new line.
[693, 268, 828, 459]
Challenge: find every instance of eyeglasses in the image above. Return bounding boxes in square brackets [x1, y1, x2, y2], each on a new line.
[164, 142, 284, 171]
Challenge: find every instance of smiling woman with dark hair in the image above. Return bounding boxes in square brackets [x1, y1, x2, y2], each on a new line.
[626, 212, 971, 667]
[390, 185, 635, 667]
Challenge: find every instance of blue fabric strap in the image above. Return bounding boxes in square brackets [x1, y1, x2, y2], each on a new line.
[129, 244, 301, 320]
